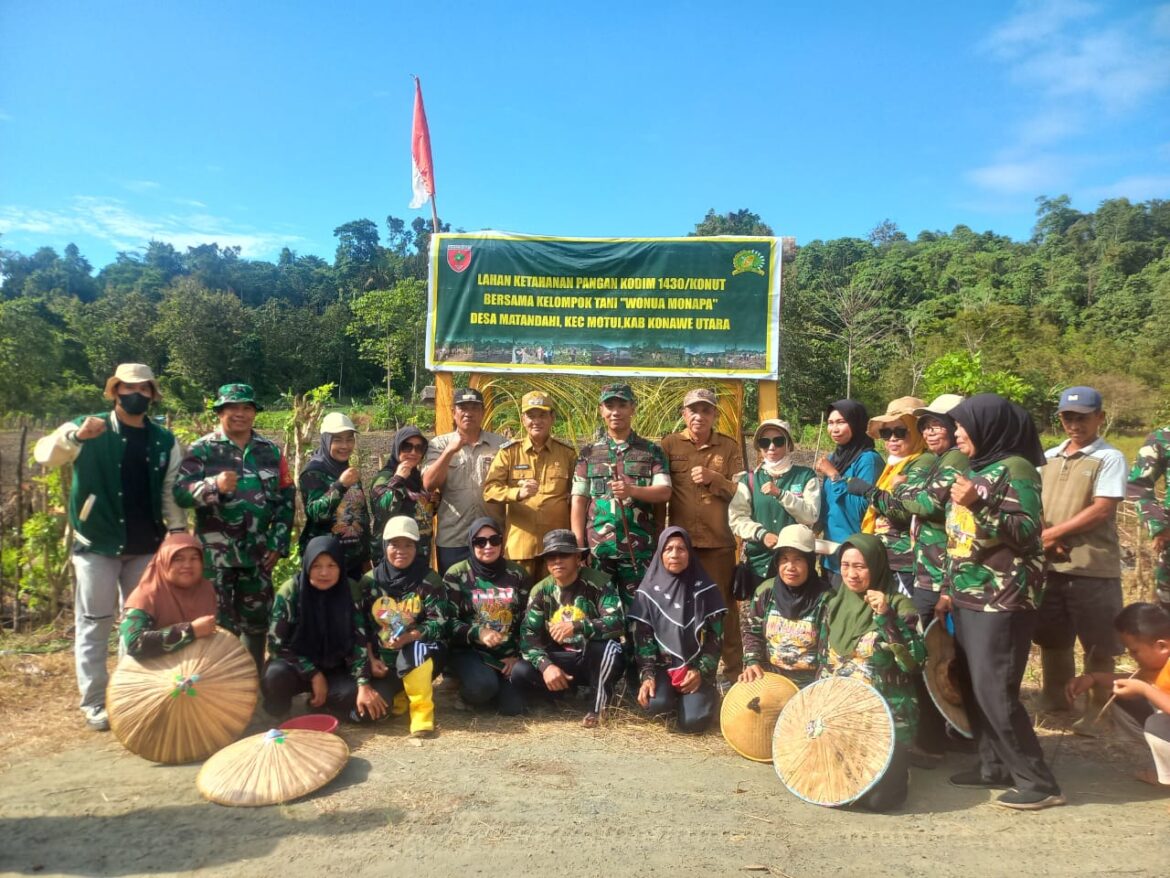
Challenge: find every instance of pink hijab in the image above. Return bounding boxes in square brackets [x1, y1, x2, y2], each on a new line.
[124, 533, 216, 627]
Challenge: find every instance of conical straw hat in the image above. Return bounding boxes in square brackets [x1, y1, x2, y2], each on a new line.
[107, 629, 258, 764]
[923, 618, 972, 738]
[772, 675, 895, 807]
[720, 673, 800, 762]
[196, 728, 350, 807]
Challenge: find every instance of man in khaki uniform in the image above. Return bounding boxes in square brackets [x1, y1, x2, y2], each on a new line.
[483, 391, 577, 581]
[660, 387, 744, 684]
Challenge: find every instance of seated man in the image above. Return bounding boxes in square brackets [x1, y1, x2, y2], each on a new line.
[511, 529, 625, 728]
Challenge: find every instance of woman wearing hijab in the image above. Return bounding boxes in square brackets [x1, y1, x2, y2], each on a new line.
[818, 533, 924, 811]
[816, 400, 883, 579]
[120, 532, 217, 658]
[889, 395, 968, 761]
[729, 419, 821, 584]
[263, 536, 384, 722]
[631, 527, 727, 733]
[444, 517, 533, 716]
[370, 426, 435, 562]
[739, 525, 830, 688]
[940, 393, 1065, 810]
[299, 412, 371, 581]
[845, 397, 932, 596]
[358, 516, 452, 737]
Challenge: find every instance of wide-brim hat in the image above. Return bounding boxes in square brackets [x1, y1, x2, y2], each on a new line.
[923, 618, 973, 738]
[103, 363, 161, 401]
[772, 675, 895, 807]
[538, 528, 589, 557]
[775, 524, 815, 554]
[720, 673, 799, 762]
[213, 383, 263, 412]
[196, 727, 349, 807]
[107, 630, 259, 764]
[866, 396, 925, 439]
[753, 418, 794, 447]
[912, 394, 964, 419]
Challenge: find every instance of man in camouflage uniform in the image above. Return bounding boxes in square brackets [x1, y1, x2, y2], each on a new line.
[1128, 426, 1170, 612]
[174, 383, 295, 667]
[482, 390, 577, 582]
[570, 383, 672, 602]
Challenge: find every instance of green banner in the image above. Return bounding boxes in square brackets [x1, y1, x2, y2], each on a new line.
[425, 232, 781, 379]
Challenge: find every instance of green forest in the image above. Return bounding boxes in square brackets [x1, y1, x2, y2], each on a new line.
[2, 196, 1169, 434]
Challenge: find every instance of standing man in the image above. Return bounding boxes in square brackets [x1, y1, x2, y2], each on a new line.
[1128, 426, 1170, 613]
[660, 388, 744, 684]
[1034, 386, 1126, 735]
[422, 387, 505, 573]
[571, 383, 672, 602]
[173, 383, 295, 668]
[34, 363, 184, 730]
[482, 391, 577, 581]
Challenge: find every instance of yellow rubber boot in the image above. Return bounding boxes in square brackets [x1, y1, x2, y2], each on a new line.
[402, 659, 435, 735]
[390, 691, 408, 716]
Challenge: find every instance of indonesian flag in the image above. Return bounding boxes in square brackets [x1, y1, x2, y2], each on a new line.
[409, 77, 435, 209]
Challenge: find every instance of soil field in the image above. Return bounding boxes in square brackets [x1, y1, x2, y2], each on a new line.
[0, 646, 1166, 878]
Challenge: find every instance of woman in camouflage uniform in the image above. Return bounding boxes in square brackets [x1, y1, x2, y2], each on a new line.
[819, 533, 924, 811]
[370, 426, 435, 564]
[120, 532, 217, 658]
[298, 413, 371, 581]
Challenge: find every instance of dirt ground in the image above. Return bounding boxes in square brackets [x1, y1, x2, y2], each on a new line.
[0, 646, 1167, 878]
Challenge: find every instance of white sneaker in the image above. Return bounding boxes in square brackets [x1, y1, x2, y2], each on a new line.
[84, 705, 110, 731]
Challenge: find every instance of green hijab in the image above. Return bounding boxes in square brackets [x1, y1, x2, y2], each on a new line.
[825, 533, 914, 656]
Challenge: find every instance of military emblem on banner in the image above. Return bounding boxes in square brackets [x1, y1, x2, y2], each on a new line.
[447, 245, 473, 273]
[731, 249, 766, 276]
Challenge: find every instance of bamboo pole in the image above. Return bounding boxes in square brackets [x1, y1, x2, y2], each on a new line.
[434, 373, 454, 434]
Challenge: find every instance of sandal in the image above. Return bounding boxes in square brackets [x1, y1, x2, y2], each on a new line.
[582, 711, 600, 729]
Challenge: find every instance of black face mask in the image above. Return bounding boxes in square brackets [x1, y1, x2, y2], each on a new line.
[118, 392, 151, 415]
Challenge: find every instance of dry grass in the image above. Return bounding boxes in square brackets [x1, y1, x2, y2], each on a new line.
[0, 648, 79, 760]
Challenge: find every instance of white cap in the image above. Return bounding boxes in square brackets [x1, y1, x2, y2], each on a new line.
[321, 412, 357, 434]
[913, 394, 964, 417]
[775, 524, 816, 553]
[383, 516, 420, 542]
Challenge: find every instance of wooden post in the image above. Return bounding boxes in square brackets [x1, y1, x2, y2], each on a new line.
[759, 381, 779, 420]
[434, 373, 454, 434]
[14, 424, 27, 632]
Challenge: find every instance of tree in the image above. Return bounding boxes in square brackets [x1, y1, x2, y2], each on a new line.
[805, 273, 898, 398]
[690, 209, 773, 237]
[155, 278, 259, 395]
[347, 279, 428, 400]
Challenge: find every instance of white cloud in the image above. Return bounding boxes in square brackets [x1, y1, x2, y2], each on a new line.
[1084, 173, 1170, 200]
[0, 196, 303, 258]
[122, 179, 161, 193]
[966, 156, 1074, 194]
[982, 0, 1098, 53]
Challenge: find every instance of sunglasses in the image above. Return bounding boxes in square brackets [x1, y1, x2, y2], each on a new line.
[472, 534, 504, 548]
[401, 442, 426, 453]
[879, 427, 910, 440]
[756, 436, 789, 449]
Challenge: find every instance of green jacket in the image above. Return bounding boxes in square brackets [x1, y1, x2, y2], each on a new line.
[33, 412, 183, 556]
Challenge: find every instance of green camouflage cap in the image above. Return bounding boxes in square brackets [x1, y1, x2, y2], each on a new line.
[213, 383, 263, 412]
[599, 382, 636, 404]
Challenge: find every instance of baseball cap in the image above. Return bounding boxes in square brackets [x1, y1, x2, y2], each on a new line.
[521, 391, 553, 412]
[912, 394, 964, 418]
[599, 383, 635, 404]
[683, 388, 717, 408]
[320, 412, 356, 434]
[453, 388, 484, 405]
[775, 524, 815, 553]
[1057, 386, 1103, 414]
[383, 516, 420, 542]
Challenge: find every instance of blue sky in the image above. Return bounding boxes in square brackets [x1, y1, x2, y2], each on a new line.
[1, 0, 1168, 269]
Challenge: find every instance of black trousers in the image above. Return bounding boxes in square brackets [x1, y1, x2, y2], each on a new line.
[448, 649, 526, 716]
[261, 659, 358, 719]
[856, 747, 909, 812]
[952, 606, 1061, 795]
[511, 640, 624, 714]
[640, 667, 718, 733]
[911, 586, 950, 753]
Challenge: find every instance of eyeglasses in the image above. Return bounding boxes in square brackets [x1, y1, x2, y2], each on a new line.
[756, 436, 788, 449]
[401, 442, 426, 453]
[921, 422, 948, 433]
[472, 534, 504, 548]
[879, 427, 910, 440]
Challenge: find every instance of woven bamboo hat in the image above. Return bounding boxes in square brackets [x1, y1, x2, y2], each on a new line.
[772, 676, 895, 807]
[720, 673, 800, 762]
[923, 618, 973, 738]
[107, 629, 258, 764]
[196, 728, 350, 807]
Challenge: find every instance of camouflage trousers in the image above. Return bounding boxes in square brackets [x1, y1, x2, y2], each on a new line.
[209, 564, 274, 637]
[1156, 555, 1170, 612]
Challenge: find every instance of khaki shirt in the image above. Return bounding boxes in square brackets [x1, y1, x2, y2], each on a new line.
[1041, 437, 1125, 578]
[482, 435, 577, 560]
[423, 430, 505, 548]
[661, 430, 743, 548]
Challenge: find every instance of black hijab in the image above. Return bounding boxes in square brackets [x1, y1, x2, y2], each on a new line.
[916, 411, 957, 449]
[386, 426, 428, 489]
[288, 536, 354, 669]
[950, 393, 1044, 470]
[373, 524, 431, 597]
[306, 428, 351, 479]
[825, 399, 875, 474]
[771, 548, 830, 621]
[467, 516, 507, 582]
[628, 527, 726, 667]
